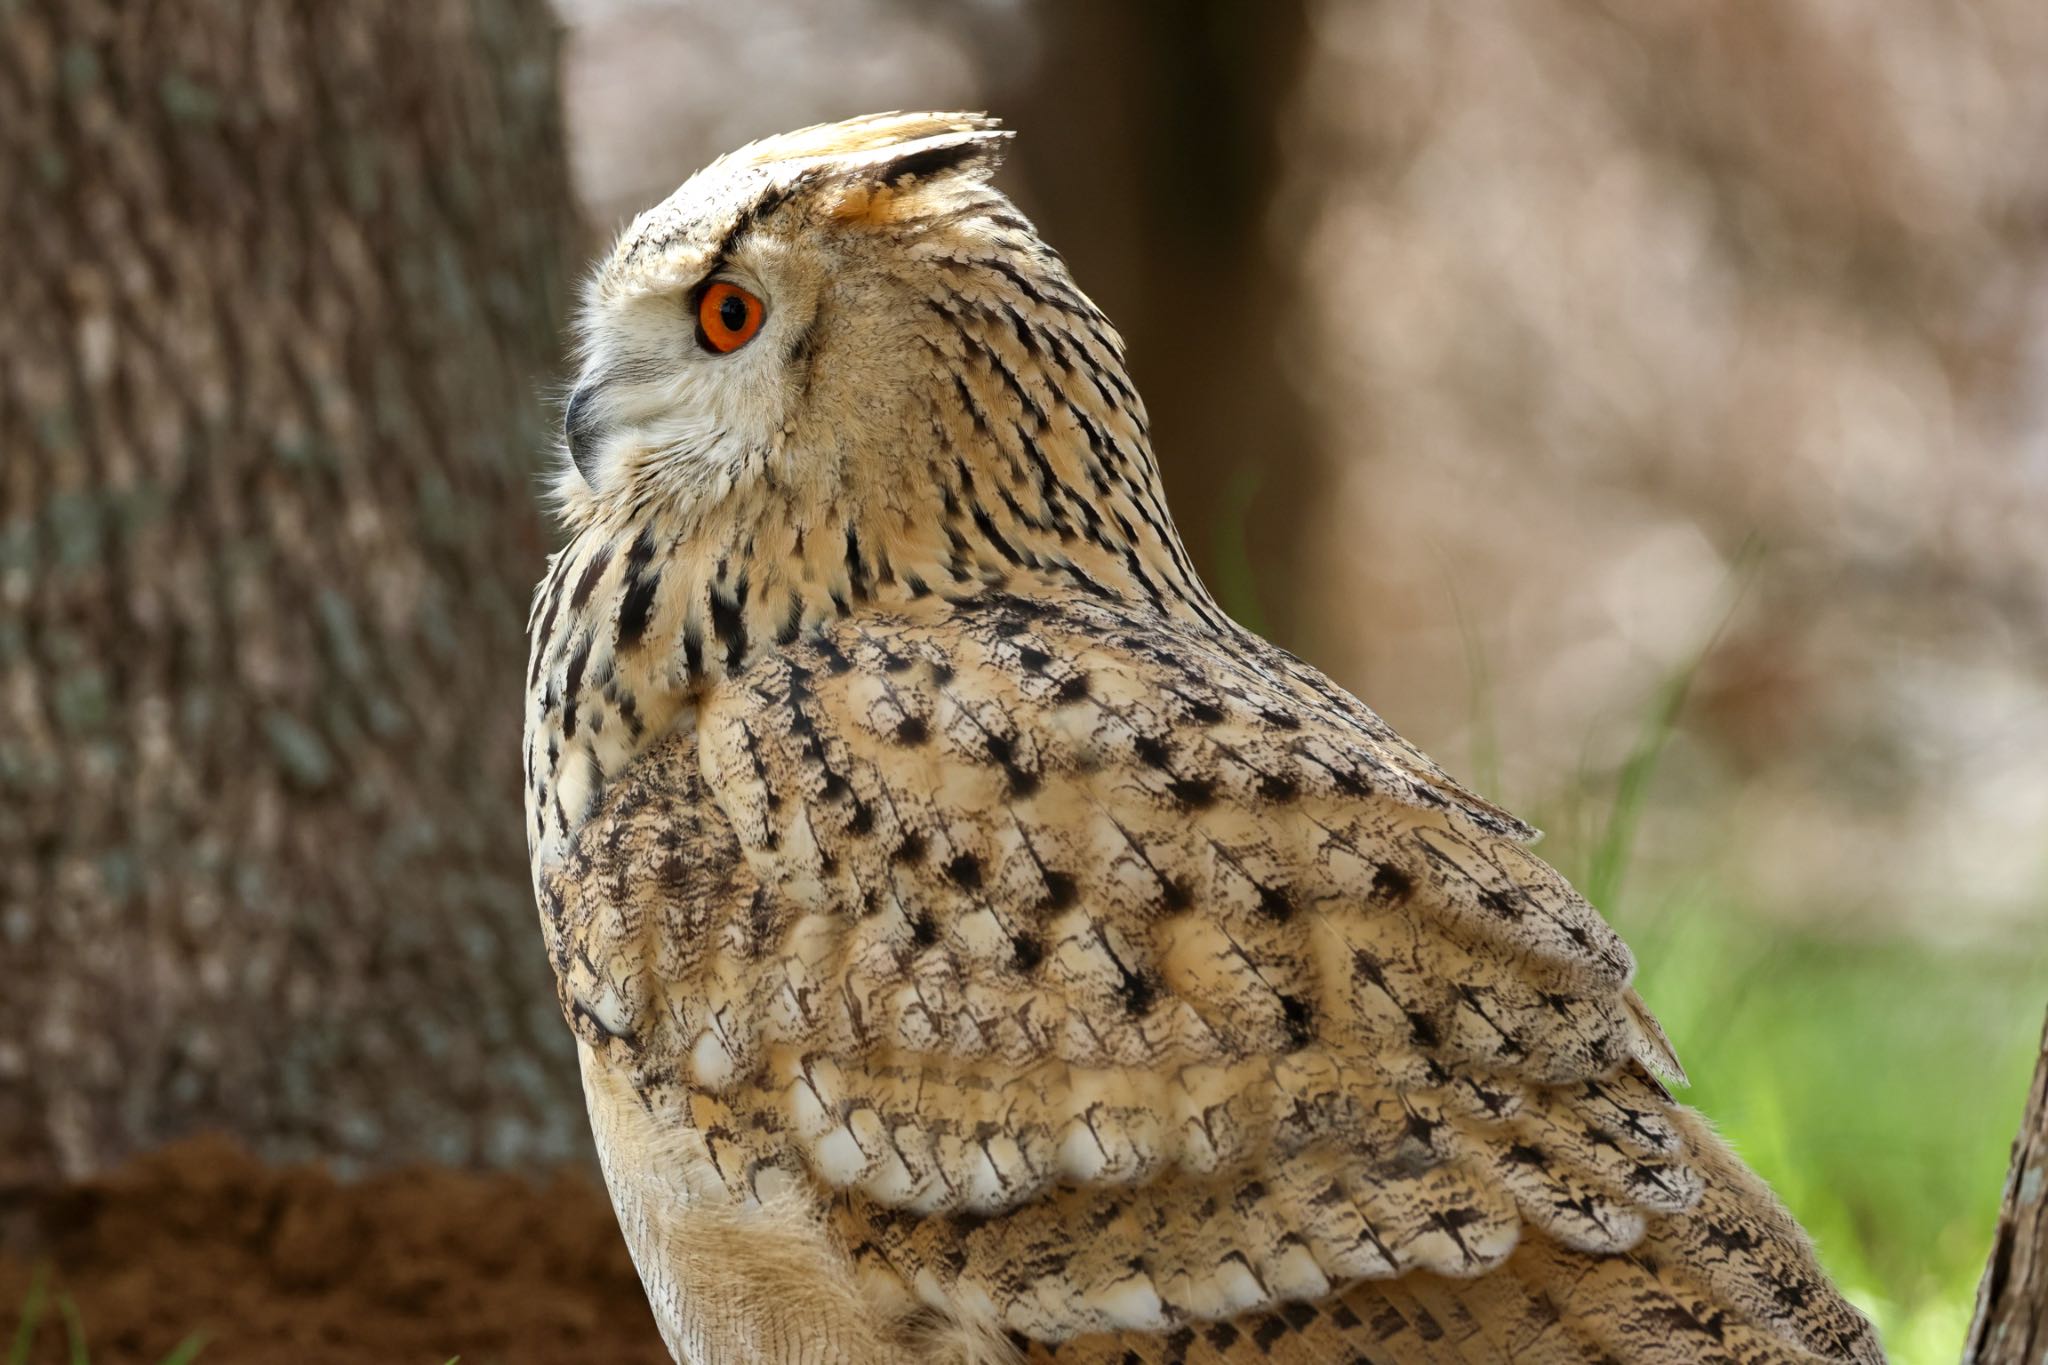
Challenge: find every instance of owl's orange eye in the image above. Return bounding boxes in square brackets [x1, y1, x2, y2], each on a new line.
[697, 282, 765, 353]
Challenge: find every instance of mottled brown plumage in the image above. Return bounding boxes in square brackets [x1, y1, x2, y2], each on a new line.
[523, 113, 1885, 1364]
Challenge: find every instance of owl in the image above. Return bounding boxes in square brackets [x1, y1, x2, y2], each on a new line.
[523, 113, 1884, 1365]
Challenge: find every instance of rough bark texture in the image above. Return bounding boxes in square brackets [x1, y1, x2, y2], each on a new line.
[1968, 1006, 2048, 1364]
[0, 0, 586, 1179]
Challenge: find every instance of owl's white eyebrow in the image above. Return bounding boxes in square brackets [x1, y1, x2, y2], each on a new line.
[705, 173, 810, 276]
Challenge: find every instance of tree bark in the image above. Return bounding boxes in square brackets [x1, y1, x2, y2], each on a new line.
[0, 0, 585, 1179]
[1967, 1006, 2048, 1363]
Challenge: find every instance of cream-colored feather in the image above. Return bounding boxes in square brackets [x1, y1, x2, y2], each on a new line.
[524, 112, 1883, 1365]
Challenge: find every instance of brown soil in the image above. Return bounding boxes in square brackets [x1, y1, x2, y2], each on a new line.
[0, 1136, 669, 1364]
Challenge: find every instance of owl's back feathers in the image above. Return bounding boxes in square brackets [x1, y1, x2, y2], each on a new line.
[541, 588, 1881, 1364]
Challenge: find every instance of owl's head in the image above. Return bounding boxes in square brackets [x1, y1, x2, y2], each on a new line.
[561, 114, 1034, 522]
[528, 116, 1221, 866]
[552, 113, 1213, 639]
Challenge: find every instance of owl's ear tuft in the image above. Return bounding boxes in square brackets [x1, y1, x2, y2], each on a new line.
[823, 120, 1012, 226]
[875, 130, 1008, 188]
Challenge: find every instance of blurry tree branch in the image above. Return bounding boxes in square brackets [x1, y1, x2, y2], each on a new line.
[1966, 1006, 2048, 1363]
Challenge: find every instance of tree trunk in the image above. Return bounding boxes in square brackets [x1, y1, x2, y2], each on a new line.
[1967, 1006, 2048, 1363]
[0, 0, 585, 1179]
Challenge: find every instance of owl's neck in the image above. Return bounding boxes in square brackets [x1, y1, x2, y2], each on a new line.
[525, 259, 1229, 869]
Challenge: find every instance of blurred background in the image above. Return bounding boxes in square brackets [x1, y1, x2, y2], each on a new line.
[4, 2, 2044, 1361]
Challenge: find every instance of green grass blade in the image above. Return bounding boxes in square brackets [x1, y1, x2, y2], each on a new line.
[157, 1334, 207, 1365]
[7, 1265, 49, 1365]
[56, 1294, 86, 1365]
[1583, 538, 1761, 909]
[1211, 463, 1267, 636]
[1446, 573, 1503, 802]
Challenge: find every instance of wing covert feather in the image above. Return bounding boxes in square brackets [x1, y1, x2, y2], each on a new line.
[541, 589, 1875, 1359]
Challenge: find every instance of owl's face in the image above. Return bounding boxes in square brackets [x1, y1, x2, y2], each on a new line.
[556, 115, 1014, 530]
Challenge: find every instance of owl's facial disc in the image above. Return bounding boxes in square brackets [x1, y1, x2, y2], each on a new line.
[554, 117, 1011, 524]
[562, 239, 818, 507]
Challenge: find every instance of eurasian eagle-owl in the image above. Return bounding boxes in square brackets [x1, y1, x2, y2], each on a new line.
[523, 113, 1882, 1365]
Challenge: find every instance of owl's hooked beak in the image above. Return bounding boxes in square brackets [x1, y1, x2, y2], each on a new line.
[564, 378, 608, 486]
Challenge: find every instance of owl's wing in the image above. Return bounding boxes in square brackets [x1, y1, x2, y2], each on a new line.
[543, 589, 1879, 1363]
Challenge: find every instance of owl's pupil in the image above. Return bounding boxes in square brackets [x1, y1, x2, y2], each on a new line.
[719, 293, 748, 332]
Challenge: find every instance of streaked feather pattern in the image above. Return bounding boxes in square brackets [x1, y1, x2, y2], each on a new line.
[525, 112, 1883, 1365]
